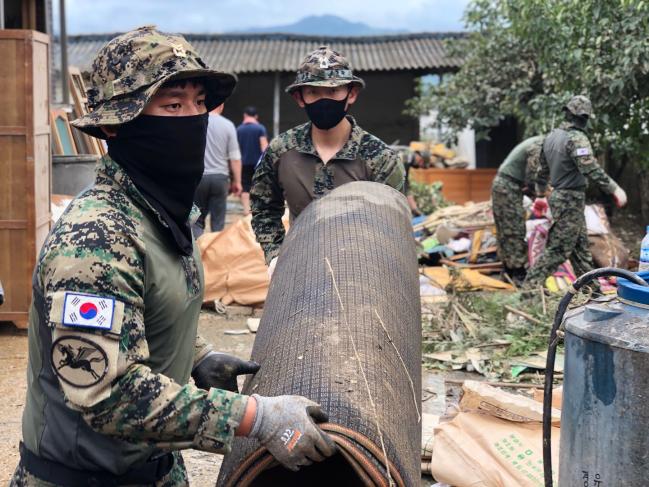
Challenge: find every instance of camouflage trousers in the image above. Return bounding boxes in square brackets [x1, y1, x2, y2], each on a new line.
[525, 189, 593, 287]
[10, 451, 188, 487]
[491, 175, 528, 269]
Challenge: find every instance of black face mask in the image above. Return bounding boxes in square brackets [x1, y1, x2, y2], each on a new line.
[107, 113, 208, 256]
[303, 92, 350, 130]
[566, 112, 589, 130]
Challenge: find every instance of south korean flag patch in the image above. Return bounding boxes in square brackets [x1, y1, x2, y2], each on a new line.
[62, 292, 116, 330]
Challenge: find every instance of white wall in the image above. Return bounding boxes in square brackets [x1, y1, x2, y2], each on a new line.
[420, 110, 476, 168]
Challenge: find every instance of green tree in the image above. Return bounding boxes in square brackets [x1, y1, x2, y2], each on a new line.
[408, 0, 649, 216]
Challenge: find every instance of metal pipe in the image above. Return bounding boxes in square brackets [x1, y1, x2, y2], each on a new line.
[0, 0, 5, 30]
[272, 72, 280, 138]
[59, 0, 69, 105]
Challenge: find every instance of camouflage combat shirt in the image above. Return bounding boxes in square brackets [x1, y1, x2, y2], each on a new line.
[535, 122, 618, 196]
[498, 135, 544, 183]
[250, 116, 405, 262]
[21, 156, 248, 475]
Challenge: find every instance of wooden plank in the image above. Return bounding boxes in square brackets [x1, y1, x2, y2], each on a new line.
[0, 137, 28, 219]
[0, 29, 49, 42]
[32, 38, 49, 129]
[0, 312, 30, 328]
[450, 246, 498, 261]
[0, 127, 28, 135]
[21, 0, 38, 30]
[0, 38, 26, 127]
[469, 229, 484, 264]
[440, 259, 503, 270]
[0, 221, 29, 229]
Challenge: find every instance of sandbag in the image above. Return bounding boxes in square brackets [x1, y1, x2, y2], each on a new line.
[217, 182, 421, 486]
[431, 383, 560, 487]
[197, 216, 269, 306]
[431, 412, 559, 487]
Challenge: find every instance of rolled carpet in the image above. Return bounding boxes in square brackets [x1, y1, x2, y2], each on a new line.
[217, 181, 421, 486]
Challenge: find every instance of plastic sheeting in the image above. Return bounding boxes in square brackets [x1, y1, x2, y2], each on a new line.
[197, 215, 269, 306]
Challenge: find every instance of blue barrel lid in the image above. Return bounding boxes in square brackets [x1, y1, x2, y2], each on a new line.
[617, 270, 649, 306]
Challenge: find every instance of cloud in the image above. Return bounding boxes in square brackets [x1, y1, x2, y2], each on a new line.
[54, 0, 469, 34]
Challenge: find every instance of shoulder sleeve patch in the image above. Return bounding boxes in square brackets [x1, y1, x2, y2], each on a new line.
[49, 290, 125, 407]
[50, 291, 125, 334]
[575, 147, 591, 157]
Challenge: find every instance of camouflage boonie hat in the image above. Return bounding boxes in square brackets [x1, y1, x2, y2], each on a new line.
[285, 45, 365, 93]
[71, 25, 237, 139]
[564, 95, 593, 117]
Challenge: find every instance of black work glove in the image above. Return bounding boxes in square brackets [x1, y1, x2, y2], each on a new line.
[191, 352, 260, 392]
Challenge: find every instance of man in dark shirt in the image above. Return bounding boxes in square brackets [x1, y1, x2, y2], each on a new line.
[236, 106, 268, 215]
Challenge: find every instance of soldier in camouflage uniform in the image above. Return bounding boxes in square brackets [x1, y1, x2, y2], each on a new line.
[491, 135, 544, 283]
[524, 96, 628, 287]
[250, 46, 405, 271]
[11, 26, 335, 486]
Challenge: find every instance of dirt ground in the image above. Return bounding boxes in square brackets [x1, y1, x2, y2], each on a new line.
[0, 309, 447, 485]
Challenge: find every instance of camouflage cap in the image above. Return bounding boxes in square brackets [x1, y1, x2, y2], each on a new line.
[564, 95, 593, 117]
[285, 46, 365, 93]
[71, 26, 237, 139]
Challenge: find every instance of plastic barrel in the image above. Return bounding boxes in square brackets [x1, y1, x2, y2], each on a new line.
[560, 271, 649, 486]
[52, 154, 99, 196]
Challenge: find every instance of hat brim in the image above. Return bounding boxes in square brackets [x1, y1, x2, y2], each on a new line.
[71, 69, 237, 139]
[285, 77, 365, 94]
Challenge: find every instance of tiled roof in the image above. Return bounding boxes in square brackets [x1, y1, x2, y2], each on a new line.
[63, 32, 463, 74]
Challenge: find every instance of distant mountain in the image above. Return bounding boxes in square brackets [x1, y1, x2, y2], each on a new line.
[236, 15, 405, 36]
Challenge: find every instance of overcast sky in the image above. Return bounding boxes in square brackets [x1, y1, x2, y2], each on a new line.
[54, 0, 469, 34]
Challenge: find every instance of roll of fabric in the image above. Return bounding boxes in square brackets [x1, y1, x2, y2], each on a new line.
[217, 181, 421, 486]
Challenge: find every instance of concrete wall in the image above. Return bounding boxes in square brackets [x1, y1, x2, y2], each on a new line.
[222, 71, 419, 145]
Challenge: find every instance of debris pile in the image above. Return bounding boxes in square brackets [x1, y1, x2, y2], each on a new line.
[413, 199, 506, 280]
[410, 141, 470, 169]
[420, 290, 578, 382]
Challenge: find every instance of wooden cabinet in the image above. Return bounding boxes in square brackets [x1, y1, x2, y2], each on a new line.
[410, 168, 497, 204]
[0, 30, 51, 328]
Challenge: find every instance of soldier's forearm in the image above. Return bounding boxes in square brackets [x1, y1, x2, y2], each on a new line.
[582, 165, 618, 194]
[251, 206, 285, 265]
[81, 363, 248, 453]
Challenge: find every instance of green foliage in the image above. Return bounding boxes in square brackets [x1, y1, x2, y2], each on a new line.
[407, 0, 649, 167]
[410, 180, 451, 215]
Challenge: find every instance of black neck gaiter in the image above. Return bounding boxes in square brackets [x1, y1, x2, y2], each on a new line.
[108, 113, 208, 256]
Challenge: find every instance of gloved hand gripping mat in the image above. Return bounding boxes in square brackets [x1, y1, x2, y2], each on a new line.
[217, 182, 421, 486]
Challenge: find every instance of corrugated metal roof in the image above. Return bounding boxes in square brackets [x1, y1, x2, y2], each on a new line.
[63, 32, 463, 74]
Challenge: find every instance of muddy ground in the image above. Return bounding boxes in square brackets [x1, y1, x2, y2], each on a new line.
[0, 310, 449, 485]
